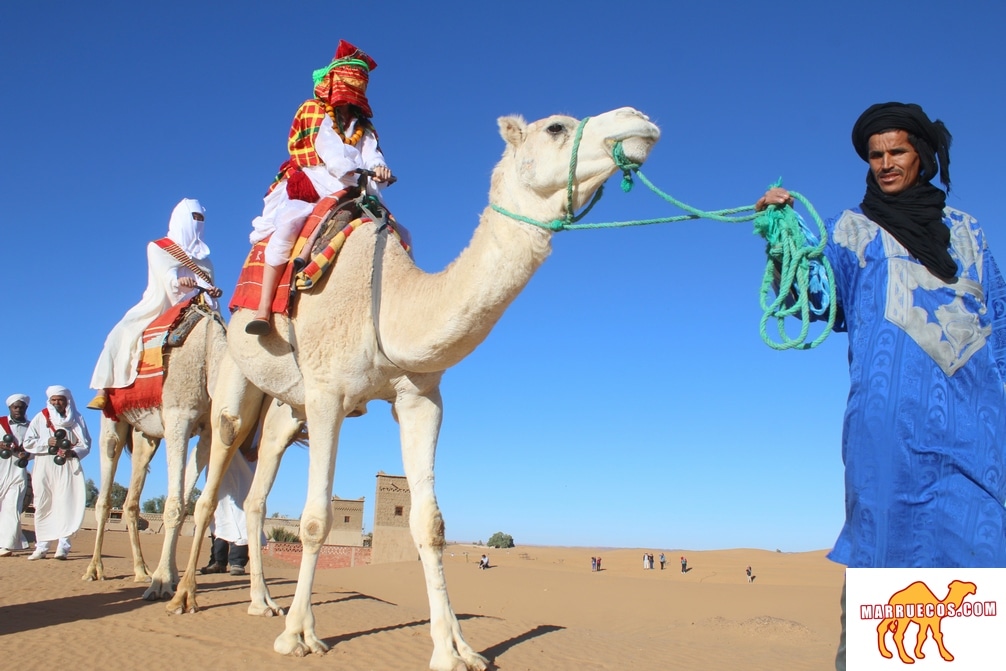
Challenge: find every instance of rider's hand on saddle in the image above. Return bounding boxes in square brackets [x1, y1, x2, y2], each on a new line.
[372, 165, 393, 183]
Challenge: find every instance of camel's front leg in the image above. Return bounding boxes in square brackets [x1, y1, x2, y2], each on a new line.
[145, 411, 198, 600]
[82, 417, 129, 582]
[274, 393, 341, 656]
[247, 398, 302, 617]
[930, 624, 955, 662]
[166, 361, 264, 614]
[124, 428, 158, 582]
[396, 383, 488, 671]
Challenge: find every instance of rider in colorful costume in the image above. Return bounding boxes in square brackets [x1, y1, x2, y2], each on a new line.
[87, 199, 221, 410]
[245, 40, 393, 335]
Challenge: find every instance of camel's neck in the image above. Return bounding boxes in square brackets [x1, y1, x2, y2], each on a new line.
[383, 200, 552, 373]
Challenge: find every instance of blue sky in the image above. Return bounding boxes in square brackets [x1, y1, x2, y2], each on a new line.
[2, 1, 1004, 552]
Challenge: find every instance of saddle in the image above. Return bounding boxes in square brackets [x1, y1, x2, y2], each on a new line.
[229, 188, 410, 317]
[166, 296, 224, 348]
[104, 295, 222, 420]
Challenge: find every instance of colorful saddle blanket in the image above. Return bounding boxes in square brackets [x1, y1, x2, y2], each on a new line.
[104, 297, 196, 420]
[229, 189, 410, 316]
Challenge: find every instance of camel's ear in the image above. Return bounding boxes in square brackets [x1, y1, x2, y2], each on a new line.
[498, 115, 526, 149]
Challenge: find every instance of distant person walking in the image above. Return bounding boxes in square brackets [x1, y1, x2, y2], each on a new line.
[659, 553, 666, 570]
[746, 566, 753, 583]
[680, 556, 687, 574]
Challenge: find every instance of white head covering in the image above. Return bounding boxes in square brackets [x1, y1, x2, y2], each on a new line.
[167, 198, 210, 260]
[45, 385, 83, 430]
[6, 393, 29, 408]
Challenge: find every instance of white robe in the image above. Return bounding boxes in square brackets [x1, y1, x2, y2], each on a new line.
[250, 116, 389, 266]
[23, 410, 90, 542]
[0, 417, 30, 550]
[210, 451, 256, 546]
[90, 242, 215, 390]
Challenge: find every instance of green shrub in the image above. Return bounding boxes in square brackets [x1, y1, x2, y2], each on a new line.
[486, 532, 514, 548]
[268, 526, 301, 543]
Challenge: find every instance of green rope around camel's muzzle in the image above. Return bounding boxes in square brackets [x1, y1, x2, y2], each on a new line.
[489, 116, 838, 351]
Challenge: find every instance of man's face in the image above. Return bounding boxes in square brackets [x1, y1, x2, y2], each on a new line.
[8, 402, 26, 421]
[868, 130, 921, 195]
[49, 395, 68, 415]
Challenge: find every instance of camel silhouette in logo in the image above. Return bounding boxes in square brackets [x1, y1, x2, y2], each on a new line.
[877, 579, 977, 664]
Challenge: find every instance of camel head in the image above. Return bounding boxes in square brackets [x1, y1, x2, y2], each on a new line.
[492, 107, 660, 227]
[946, 580, 977, 605]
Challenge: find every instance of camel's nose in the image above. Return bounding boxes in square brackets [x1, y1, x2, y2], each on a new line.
[613, 107, 653, 124]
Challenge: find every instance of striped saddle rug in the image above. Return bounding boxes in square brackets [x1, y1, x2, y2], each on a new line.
[229, 190, 409, 317]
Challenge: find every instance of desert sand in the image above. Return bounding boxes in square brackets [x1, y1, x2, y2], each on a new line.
[0, 529, 845, 670]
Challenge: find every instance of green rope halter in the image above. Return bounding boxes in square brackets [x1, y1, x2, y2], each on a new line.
[488, 117, 838, 350]
[312, 57, 371, 86]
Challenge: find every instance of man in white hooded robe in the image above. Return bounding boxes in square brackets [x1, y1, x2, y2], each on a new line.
[23, 386, 90, 560]
[87, 198, 221, 410]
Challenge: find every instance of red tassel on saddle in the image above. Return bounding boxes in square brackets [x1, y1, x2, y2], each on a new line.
[286, 166, 320, 203]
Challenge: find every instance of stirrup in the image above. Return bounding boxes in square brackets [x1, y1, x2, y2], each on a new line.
[245, 318, 272, 336]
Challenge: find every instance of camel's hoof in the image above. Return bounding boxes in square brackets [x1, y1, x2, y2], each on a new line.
[274, 632, 328, 657]
[143, 583, 175, 601]
[462, 652, 489, 671]
[248, 603, 284, 617]
[81, 567, 101, 582]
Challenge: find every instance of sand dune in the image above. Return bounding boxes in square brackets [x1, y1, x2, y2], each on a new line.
[0, 530, 844, 670]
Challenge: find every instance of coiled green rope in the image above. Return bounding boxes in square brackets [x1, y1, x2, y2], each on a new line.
[489, 119, 838, 350]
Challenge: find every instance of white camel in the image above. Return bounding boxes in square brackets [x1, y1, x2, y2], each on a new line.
[167, 107, 660, 671]
[82, 300, 225, 599]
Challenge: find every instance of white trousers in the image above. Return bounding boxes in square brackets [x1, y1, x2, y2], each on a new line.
[35, 537, 71, 554]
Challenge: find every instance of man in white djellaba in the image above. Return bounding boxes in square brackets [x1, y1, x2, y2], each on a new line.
[87, 198, 221, 410]
[0, 393, 32, 556]
[23, 386, 91, 560]
[200, 440, 259, 576]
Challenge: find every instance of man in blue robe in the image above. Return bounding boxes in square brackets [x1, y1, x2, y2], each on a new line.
[757, 102, 1006, 670]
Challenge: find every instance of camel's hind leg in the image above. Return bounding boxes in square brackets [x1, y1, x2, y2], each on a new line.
[395, 381, 488, 671]
[82, 417, 130, 582]
[123, 428, 159, 582]
[145, 406, 201, 600]
[167, 357, 264, 614]
[247, 398, 303, 617]
[873, 619, 897, 659]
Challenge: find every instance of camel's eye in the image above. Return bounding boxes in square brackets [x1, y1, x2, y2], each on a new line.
[546, 123, 565, 136]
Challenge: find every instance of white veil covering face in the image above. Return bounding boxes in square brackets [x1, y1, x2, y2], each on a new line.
[167, 198, 210, 260]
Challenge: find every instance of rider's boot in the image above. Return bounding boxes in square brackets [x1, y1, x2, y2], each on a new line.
[86, 390, 107, 411]
[245, 263, 283, 335]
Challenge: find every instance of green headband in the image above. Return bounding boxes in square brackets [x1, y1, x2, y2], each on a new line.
[312, 58, 371, 86]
